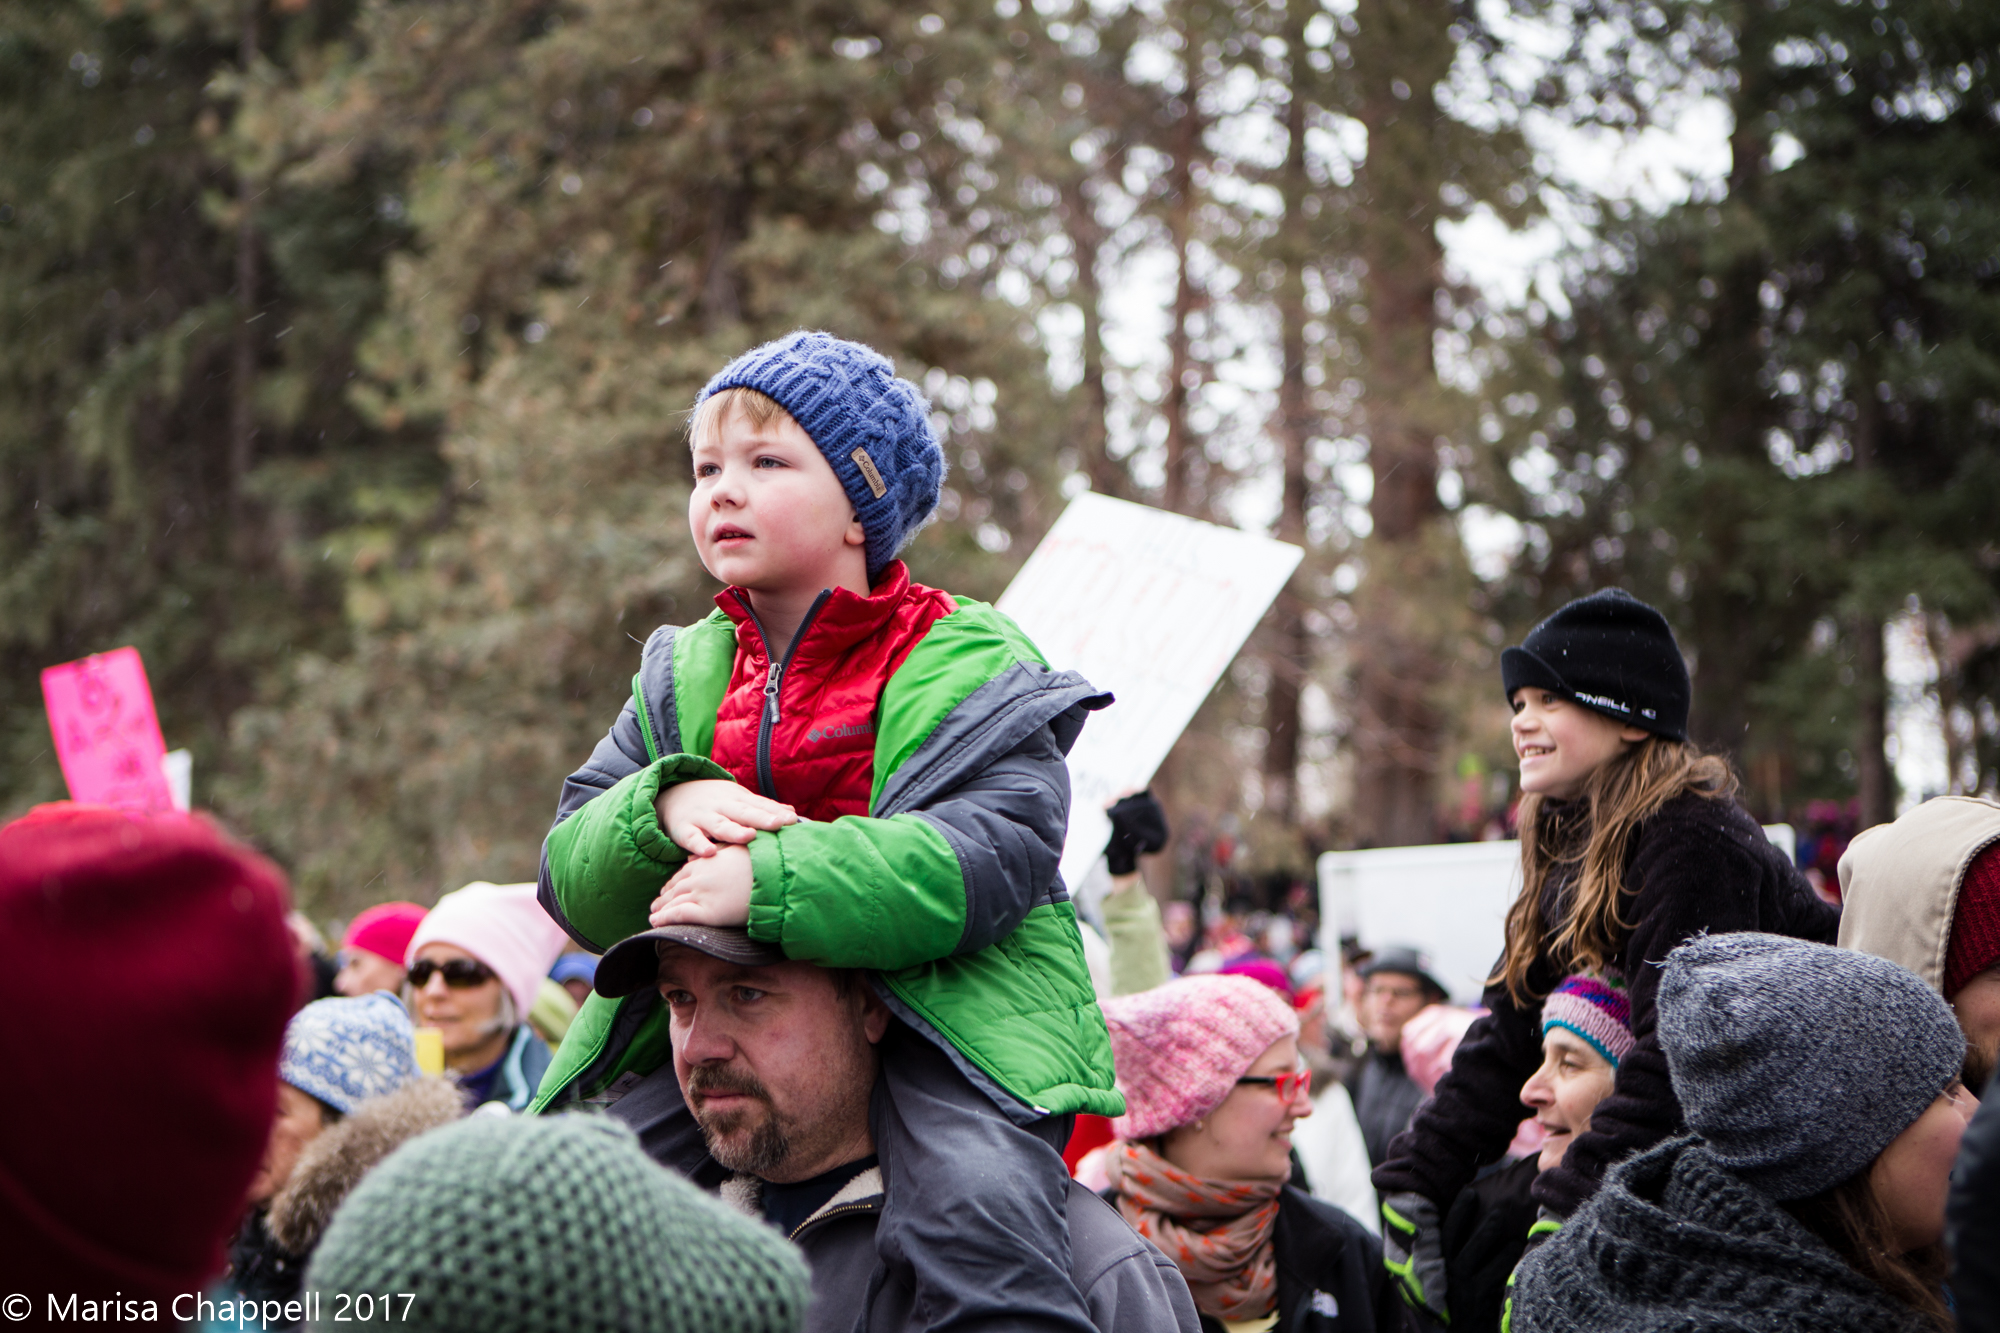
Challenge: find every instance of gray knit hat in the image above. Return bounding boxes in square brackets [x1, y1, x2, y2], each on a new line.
[1659, 932, 1965, 1202]
[306, 1114, 809, 1333]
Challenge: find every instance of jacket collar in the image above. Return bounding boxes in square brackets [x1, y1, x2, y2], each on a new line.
[716, 562, 912, 668]
[720, 1166, 886, 1241]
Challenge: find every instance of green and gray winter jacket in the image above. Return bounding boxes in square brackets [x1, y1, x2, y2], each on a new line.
[530, 588, 1122, 1119]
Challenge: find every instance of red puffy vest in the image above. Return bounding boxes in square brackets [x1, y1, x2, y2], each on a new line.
[710, 562, 957, 820]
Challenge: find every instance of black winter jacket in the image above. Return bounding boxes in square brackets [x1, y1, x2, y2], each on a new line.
[1373, 792, 1838, 1216]
[1952, 1064, 2000, 1333]
[222, 1208, 305, 1329]
[1510, 1136, 1932, 1333]
[1345, 1049, 1423, 1169]
[1442, 1156, 1540, 1333]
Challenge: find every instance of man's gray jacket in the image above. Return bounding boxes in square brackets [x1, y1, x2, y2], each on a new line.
[721, 1167, 1201, 1333]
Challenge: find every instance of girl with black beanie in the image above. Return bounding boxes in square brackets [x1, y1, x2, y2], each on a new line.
[1369, 589, 1841, 1327]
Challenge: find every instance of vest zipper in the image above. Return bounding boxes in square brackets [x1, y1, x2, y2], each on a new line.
[746, 588, 833, 801]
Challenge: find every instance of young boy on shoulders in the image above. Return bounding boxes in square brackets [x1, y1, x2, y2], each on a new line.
[533, 331, 1120, 1333]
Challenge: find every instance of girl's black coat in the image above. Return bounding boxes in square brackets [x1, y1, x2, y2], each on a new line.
[1372, 792, 1839, 1216]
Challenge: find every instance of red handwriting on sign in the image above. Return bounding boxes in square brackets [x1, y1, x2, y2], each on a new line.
[40, 647, 174, 813]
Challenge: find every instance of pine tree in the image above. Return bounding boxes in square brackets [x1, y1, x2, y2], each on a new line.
[1474, 0, 2000, 817]
[0, 0, 413, 819]
[228, 0, 1084, 911]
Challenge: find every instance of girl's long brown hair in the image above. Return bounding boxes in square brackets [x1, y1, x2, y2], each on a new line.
[1491, 733, 1737, 1004]
[1782, 1167, 1954, 1330]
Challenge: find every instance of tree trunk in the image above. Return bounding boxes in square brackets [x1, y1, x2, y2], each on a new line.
[1854, 612, 1892, 827]
[1262, 9, 1314, 826]
[1062, 174, 1121, 497]
[1160, 42, 1202, 517]
[1681, 4, 1775, 762]
[1346, 0, 1452, 847]
[1850, 367, 1894, 828]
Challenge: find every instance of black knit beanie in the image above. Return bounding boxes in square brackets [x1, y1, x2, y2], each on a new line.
[1500, 589, 1690, 741]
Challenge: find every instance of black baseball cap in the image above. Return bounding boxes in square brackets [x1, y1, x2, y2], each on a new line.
[594, 924, 787, 999]
[1357, 946, 1448, 1000]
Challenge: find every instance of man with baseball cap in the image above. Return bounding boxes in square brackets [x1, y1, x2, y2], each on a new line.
[1345, 946, 1447, 1168]
[589, 923, 1197, 1333]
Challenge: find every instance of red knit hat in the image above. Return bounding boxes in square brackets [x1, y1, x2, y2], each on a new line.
[342, 900, 428, 967]
[0, 803, 298, 1301]
[1945, 842, 2000, 999]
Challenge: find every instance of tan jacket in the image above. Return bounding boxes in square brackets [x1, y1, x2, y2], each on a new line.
[1838, 795, 2000, 994]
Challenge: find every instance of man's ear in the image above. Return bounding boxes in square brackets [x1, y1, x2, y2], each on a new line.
[860, 985, 891, 1045]
[845, 513, 867, 548]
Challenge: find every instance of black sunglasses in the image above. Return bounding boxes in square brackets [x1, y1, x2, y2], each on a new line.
[407, 957, 497, 989]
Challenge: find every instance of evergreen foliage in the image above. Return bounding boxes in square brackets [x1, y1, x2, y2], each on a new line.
[8, 0, 1996, 915]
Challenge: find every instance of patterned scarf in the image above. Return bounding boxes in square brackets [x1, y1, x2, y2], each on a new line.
[1106, 1140, 1282, 1321]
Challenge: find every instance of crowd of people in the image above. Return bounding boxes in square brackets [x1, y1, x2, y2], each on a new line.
[5, 331, 1999, 1333]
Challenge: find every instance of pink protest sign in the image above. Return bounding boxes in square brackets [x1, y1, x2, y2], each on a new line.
[41, 647, 176, 813]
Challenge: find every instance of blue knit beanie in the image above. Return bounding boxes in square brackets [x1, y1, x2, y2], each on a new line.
[280, 991, 419, 1116]
[697, 331, 946, 581]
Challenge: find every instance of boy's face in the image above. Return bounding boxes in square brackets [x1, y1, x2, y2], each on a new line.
[689, 401, 865, 595]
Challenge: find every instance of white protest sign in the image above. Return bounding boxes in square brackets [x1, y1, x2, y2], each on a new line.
[997, 492, 1303, 893]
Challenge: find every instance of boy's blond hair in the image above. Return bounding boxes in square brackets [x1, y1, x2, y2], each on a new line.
[690, 386, 797, 450]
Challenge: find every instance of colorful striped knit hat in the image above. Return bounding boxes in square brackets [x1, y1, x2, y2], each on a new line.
[1541, 971, 1634, 1067]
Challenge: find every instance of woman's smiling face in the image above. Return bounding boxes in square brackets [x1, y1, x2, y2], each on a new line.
[1160, 1034, 1312, 1182]
[1520, 1027, 1618, 1174]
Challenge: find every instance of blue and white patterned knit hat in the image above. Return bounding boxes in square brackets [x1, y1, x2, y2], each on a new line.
[280, 992, 420, 1116]
[697, 331, 946, 581]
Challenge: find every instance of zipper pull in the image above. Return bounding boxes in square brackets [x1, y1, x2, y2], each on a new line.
[764, 663, 783, 726]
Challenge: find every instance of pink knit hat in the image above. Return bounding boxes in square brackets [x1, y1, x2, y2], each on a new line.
[1399, 1004, 1476, 1095]
[1101, 974, 1298, 1141]
[407, 881, 569, 1018]
[343, 900, 428, 966]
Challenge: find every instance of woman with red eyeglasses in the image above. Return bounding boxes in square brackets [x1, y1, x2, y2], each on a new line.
[1091, 974, 1401, 1332]
[404, 881, 569, 1110]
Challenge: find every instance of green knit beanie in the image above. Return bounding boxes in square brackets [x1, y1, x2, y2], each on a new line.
[305, 1113, 809, 1333]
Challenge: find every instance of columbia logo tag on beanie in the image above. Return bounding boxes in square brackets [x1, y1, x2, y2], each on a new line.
[851, 448, 888, 498]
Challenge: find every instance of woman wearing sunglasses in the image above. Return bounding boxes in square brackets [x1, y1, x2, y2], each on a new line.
[404, 881, 569, 1111]
[1093, 974, 1401, 1332]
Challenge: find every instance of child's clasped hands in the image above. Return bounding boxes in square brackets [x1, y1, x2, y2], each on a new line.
[649, 779, 797, 928]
